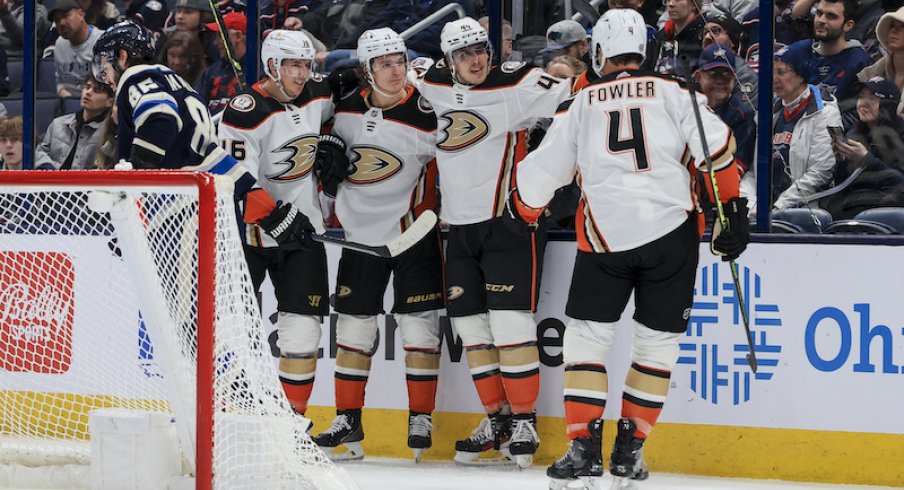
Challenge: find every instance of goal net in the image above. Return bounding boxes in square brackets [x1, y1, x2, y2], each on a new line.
[0, 171, 355, 489]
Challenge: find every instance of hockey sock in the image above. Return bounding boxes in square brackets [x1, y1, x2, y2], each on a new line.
[563, 363, 607, 439]
[465, 345, 506, 413]
[498, 342, 541, 414]
[335, 347, 373, 411]
[621, 362, 671, 439]
[279, 354, 317, 414]
[405, 349, 440, 414]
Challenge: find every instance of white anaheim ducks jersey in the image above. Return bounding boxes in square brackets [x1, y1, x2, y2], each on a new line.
[332, 86, 439, 246]
[413, 60, 571, 225]
[517, 70, 737, 252]
[218, 78, 334, 246]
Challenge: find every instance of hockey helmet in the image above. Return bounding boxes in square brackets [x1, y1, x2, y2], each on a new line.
[440, 17, 490, 58]
[261, 29, 316, 83]
[357, 28, 408, 73]
[591, 9, 647, 76]
[92, 20, 156, 80]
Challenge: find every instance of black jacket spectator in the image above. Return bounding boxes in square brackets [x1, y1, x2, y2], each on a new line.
[303, 0, 390, 50]
[369, 0, 476, 59]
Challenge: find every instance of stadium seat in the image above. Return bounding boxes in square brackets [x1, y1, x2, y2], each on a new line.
[2, 96, 63, 137]
[771, 208, 833, 233]
[60, 96, 81, 115]
[37, 57, 56, 94]
[824, 220, 897, 234]
[7, 58, 22, 92]
[853, 207, 904, 234]
[769, 220, 805, 233]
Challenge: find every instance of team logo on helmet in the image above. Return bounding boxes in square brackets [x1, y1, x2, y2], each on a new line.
[266, 135, 319, 181]
[347, 146, 404, 184]
[437, 110, 490, 152]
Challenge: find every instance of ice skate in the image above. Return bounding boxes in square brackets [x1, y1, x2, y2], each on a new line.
[453, 412, 513, 466]
[312, 409, 365, 461]
[547, 419, 603, 490]
[508, 413, 540, 469]
[408, 412, 432, 462]
[609, 419, 649, 489]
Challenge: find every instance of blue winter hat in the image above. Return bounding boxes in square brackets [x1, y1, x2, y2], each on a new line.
[699, 43, 736, 72]
[774, 41, 813, 81]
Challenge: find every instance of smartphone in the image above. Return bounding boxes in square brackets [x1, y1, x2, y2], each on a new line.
[828, 126, 846, 144]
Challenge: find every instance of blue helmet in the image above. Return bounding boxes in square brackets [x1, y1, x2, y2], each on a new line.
[92, 20, 156, 80]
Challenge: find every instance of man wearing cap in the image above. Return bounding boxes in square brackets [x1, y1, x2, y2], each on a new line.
[762, 43, 842, 211]
[196, 11, 246, 116]
[695, 44, 756, 173]
[125, 0, 171, 36]
[701, 12, 758, 106]
[542, 20, 589, 62]
[50, 0, 105, 98]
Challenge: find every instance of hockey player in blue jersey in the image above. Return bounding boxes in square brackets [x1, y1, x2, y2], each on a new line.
[92, 20, 313, 247]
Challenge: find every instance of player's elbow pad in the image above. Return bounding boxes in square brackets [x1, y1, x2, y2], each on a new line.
[129, 144, 165, 169]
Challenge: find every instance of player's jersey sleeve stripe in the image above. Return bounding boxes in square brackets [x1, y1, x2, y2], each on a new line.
[134, 99, 183, 132]
[492, 130, 527, 218]
[708, 132, 737, 171]
[132, 137, 166, 157]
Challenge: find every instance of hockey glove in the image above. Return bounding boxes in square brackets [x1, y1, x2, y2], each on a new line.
[314, 134, 354, 198]
[259, 203, 314, 250]
[327, 67, 361, 102]
[502, 189, 540, 235]
[711, 197, 750, 261]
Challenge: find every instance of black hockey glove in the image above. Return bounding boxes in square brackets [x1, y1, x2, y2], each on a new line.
[502, 189, 540, 235]
[259, 203, 314, 250]
[313, 134, 353, 198]
[327, 67, 361, 102]
[711, 197, 750, 261]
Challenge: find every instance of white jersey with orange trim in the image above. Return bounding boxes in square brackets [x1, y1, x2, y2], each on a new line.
[217, 77, 334, 246]
[517, 70, 737, 253]
[412, 60, 571, 225]
[331, 85, 439, 246]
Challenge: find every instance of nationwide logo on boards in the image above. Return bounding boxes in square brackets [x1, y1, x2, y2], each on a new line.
[0, 252, 75, 373]
[677, 262, 782, 405]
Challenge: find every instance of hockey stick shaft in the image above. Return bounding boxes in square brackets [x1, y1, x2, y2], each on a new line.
[682, 57, 758, 373]
[310, 210, 438, 258]
[208, 0, 247, 91]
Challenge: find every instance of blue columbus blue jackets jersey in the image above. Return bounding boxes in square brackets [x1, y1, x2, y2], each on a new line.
[115, 64, 256, 195]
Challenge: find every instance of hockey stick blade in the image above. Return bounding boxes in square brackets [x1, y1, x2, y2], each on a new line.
[312, 210, 437, 258]
[680, 56, 758, 373]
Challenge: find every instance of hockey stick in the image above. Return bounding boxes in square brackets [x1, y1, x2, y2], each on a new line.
[310, 210, 437, 258]
[208, 0, 247, 92]
[682, 56, 758, 373]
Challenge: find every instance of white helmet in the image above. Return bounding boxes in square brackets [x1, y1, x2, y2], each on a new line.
[591, 9, 647, 76]
[261, 29, 316, 82]
[357, 28, 407, 71]
[440, 17, 489, 57]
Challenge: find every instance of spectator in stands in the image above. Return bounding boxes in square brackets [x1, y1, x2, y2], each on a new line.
[695, 44, 756, 173]
[701, 11, 758, 106]
[545, 55, 585, 79]
[160, 30, 206, 85]
[0, 44, 9, 96]
[768, 44, 842, 210]
[162, 0, 218, 65]
[478, 16, 513, 61]
[77, 0, 119, 29]
[540, 19, 587, 62]
[368, 0, 476, 60]
[34, 76, 113, 170]
[786, 0, 871, 102]
[0, 0, 51, 56]
[195, 11, 246, 116]
[50, 0, 104, 98]
[303, 0, 391, 69]
[851, 0, 885, 62]
[0, 115, 22, 170]
[858, 7, 904, 115]
[824, 76, 904, 218]
[260, 0, 320, 34]
[95, 105, 117, 169]
[739, 7, 759, 71]
[124, 0, 170, 36]
[655, 0, 706, 77]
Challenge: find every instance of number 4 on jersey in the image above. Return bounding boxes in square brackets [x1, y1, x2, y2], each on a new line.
[607, 107, 650, 171]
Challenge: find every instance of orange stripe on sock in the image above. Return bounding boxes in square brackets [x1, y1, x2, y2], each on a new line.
[281, 380, 313, 415]
[473, 373, 506, 414]
[501, 372, 539, 414]
[621, 398, 664, 439]
[407, 378, 437, 414]
[565, 400, 605, 439]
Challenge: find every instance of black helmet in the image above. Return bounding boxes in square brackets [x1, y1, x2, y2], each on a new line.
[92, 20, 156, 80]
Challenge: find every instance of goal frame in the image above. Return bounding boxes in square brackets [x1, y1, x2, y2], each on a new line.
[0, 170, 218, 489]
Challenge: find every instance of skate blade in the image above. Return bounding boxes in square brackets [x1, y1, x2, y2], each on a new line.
[324, 441, 364, 461]
[453, 448, 515, 466]
[609, 476, 640, 490]
[514, 454, 533, 469]
[549, 476, 601, 490]
[413, 448, 425, 463]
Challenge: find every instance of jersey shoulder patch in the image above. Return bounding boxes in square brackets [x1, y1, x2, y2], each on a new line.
[500, 61, 527, 73]
[221, 88, 281, 130]
[478, 63, 535, 89]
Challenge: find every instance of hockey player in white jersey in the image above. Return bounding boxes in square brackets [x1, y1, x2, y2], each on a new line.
[411, 17, 572, 468]
[217, 30, 340, 419]
[310, 28, 443, 462]
[506, 9, 749, 489]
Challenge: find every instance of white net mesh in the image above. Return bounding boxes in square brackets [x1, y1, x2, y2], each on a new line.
[0, 174, 353, 489]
